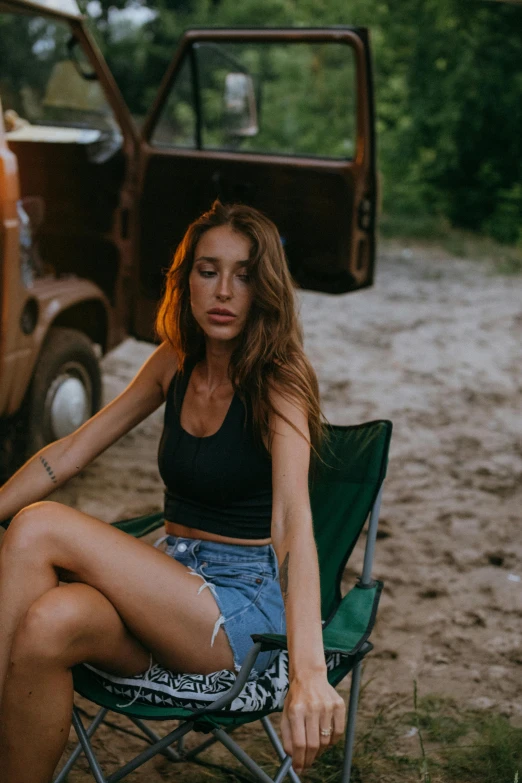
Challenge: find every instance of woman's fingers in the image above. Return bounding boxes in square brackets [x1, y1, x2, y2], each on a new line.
[281, 682, 346, 772]
[282, 703, 306, 773]
[332, 696, 346, 745]
[304, 710, 321, 769]
[282, 706, 343, 772]
[317, 710, 334, 757]
[280, 709, 293, 761]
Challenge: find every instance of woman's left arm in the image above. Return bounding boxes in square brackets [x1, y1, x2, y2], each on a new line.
[269, 389, 345, 774]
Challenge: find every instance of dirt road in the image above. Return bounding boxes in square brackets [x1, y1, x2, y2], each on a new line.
[44, 240, 522, 776]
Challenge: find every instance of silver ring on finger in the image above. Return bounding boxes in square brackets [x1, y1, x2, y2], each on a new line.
[320, 727, 333, 737]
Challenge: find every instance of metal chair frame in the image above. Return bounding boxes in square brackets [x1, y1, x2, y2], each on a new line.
[54, 485, 384, 783]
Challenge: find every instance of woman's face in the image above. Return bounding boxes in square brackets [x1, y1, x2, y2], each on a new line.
[189, 225, 254, 345]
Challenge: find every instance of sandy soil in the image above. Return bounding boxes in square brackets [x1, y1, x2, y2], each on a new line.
[13, 240, 522, 779]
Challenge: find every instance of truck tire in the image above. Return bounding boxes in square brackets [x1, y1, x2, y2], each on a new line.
[25, 327, 102, 456]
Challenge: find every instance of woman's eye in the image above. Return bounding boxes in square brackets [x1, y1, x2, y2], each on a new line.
[199, 269, 216, 278]
[237, 273, 250, 282]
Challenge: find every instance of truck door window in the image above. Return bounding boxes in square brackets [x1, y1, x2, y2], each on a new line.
[151, 41, 356, 160]
[0, 13, 118, 138]
[151, 56, 196, 148]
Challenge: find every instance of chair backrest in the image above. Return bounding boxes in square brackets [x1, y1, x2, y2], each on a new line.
[310, 420, 392, 622]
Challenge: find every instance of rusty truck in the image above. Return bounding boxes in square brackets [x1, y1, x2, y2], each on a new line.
[0, 0, 377, 474]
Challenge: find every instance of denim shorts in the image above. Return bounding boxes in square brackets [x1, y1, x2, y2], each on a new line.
[162, 535, 286, 675]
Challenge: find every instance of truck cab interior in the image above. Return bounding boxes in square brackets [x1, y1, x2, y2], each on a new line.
[1, 18, 125, 304]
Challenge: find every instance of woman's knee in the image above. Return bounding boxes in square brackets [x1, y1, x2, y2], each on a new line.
[11, 588, 89, 667]
[1, 502, 64, 560]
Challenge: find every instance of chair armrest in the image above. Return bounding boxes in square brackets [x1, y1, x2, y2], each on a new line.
[252, 579, 383, 657]
[185, 641, 263, 717]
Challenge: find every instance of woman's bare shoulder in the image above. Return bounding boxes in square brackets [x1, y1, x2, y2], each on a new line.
[267, 379, 309, 444]
[153, 341, 180, 400]
[267, 375, 307, 415]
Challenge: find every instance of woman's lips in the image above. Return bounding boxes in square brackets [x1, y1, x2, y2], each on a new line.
[207, 312, 237, 324]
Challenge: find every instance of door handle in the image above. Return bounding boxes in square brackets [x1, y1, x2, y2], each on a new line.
[357, 197, 373, 231]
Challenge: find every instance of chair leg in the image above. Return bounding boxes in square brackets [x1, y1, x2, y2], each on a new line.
[342, 660, 363, 783]
[213, 728, 277, 783]
[105, 721, 195, 783]
[182, 733, 221, 759]
[273, 755, 294, 783]
[127, 717, 180, 762]
[71, 707, 108, 783]
[261, 717, 301, 783]
[53, 707, 108, 783]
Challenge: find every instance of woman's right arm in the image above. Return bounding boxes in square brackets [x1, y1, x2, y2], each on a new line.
[0, 341, 177, 522]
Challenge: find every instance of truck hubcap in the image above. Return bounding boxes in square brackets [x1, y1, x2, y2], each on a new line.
[46, 363, 92, 440]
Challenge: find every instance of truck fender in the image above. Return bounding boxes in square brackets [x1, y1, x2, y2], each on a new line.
[1, 277, 113, 418]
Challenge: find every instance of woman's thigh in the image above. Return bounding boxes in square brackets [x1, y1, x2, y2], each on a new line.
[7, 502, 235, 674]
[13, 582, 151, 676]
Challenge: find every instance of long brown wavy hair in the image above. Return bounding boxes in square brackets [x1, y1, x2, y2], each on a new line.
[155, 200, 325, 455]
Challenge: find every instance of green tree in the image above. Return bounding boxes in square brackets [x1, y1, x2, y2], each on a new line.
[2, 0, 521, 242]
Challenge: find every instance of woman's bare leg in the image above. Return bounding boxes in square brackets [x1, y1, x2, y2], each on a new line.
[0, 500, 236, 782]
[0, 517, 59, 704]
[0, 582, 150, 783]
[0, 501, 234, 687]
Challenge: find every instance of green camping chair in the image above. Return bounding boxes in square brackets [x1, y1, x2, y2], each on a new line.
[53, 419, 392, 783]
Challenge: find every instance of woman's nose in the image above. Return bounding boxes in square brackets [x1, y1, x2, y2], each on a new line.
[216, 275, 232, 300]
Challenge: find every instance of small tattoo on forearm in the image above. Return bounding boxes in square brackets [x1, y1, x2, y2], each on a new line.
[39, 456, 57, 484]
[280, 552, 289, 602]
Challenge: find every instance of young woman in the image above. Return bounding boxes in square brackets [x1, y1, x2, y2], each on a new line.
[0, 201, 345, 782]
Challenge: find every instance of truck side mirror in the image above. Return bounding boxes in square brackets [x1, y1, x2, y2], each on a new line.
[223, 72, 258, 138]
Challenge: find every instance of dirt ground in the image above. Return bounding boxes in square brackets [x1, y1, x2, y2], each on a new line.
[29, 240, 522, 779]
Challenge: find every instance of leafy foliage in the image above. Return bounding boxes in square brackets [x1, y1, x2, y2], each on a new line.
[2, 0, 521, 243]
[87, 0, 521, 243]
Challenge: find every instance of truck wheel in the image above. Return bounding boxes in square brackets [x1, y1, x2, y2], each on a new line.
[25, 327, 102, 456]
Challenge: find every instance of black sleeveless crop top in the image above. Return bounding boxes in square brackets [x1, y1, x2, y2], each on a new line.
[158, 358, 273, 539]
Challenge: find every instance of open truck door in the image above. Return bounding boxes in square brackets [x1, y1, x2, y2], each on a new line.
[132, 28, 376, 340]
[0, 10, 376, 472]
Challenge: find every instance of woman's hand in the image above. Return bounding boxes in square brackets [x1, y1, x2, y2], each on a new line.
[280, 670, 346, 774]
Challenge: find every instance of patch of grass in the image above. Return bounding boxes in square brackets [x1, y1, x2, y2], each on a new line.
[301, 686, 522, 783]
[413, 680, 432, 783]
[378, 212, 522, 275]
[401, 690, 522, 783]
[379, 212, 451, 241]
[411, 694, 468, 744]
[440, 712, 522, 783]
[300, 741, 353, 782]
[147, 687, 521, 783]
[495, 256, 522, 276]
